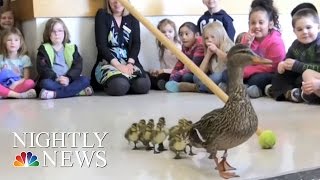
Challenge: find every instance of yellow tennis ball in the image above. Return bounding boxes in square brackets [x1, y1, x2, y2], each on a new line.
[259, 130, 276, 149]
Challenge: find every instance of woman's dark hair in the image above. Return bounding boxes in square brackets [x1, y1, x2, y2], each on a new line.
[249, 0, 280, 30]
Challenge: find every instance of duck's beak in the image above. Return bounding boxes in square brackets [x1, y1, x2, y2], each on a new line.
[252, 56, 273, 65]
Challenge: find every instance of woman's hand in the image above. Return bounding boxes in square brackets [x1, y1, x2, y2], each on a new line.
[116, 64, 133, 75]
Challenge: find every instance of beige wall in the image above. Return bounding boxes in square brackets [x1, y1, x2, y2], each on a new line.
[16, 0, 320, 78]
[11, 0, 320, 19]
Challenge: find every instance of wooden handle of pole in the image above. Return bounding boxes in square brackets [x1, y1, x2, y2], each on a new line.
[117, 0, 262, 136]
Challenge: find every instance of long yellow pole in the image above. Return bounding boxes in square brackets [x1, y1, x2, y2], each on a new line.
[117, 0, 262, 136]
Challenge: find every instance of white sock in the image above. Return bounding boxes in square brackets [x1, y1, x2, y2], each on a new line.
[20, 89, 37, 99]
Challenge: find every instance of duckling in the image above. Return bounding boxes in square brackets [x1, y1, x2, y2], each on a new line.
[188, 44, 272, 179]
[169, 133, 189, 159]
[147, 119, 155, 129]
[124, 123, 140, 150]
[168, 118, 186, 140]
[151, 123, 168, 154]
[158, 117, 166, 126]
[139, 123, 154, 150]
[157, 117, 167, 151]
[183, 120, 196, 156]
[137, 119, 146, 133]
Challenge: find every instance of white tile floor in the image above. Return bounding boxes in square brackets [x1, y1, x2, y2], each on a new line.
[1, 91, 320, 180]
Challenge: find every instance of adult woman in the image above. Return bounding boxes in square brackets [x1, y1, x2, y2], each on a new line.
[91, 0, 150, 96]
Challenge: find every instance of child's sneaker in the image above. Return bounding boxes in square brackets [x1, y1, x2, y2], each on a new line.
[247, 85, 262, 98]
[40, 89, 56, 100]
[264, 84, 273, 97]
[157, 79, 166, 90]
[301, 92, 320, 104]
[20, 89, 37, 99]
[285, 88, 303, 103]
[165, 81, 179, 92]
[78, 86, 94, 96]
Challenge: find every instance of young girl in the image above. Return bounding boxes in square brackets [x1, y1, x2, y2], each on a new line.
[0, 4, 15, 32]
[168, 22, 234, 93]
[0, 28, 36, 99]
[149, 18, 181, 90]
[165, 22, 205, 92]
[37, 17, 93, 100]
[271, 5, 320, 103]
[240, 0, 286, 98]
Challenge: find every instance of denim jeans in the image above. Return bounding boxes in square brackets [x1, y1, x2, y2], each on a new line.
[39, 76, 90, 98]
[193, 72, 223, 93]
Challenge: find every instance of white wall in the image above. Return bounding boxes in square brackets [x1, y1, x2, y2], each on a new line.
[22, 14, 297, 77]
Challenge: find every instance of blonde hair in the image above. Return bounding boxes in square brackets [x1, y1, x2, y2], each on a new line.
[105, 0, 130, 16]
[0, 27, 27, 57]
[42, 17, 71, 45]
[156, 18, 180, 60]
[202, 22, 234, 55]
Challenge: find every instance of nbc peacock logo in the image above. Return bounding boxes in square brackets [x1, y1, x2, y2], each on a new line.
[13, 152, 39, 167]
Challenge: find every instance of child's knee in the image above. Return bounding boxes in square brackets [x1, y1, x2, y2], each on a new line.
[24, 79, 36, 88]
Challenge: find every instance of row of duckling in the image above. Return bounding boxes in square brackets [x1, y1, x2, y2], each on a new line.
[124, 117, 194, 159]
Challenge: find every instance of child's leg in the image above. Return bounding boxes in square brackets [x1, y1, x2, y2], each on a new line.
[156, 73, 170, 90]
[0, 84, 10, 97]
[13, 79, 35, 93]
[1, 82, 36, 99]
[272, 71, 300, 101]
[54, 76, 90, 98]
[181, 73, 194, 83]
[303, 69, 320, 96]
[193, 75, 206, 92]
[148, 72, 160, 90]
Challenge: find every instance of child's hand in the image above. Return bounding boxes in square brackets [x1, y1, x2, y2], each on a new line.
[241, 32, 255, 46]
[283, 58, 295, 71]
[277, 61, 285, 74]
[206, 42, 217, 55]
[302, 80, 320, 94]
[57, 76, 70, 86]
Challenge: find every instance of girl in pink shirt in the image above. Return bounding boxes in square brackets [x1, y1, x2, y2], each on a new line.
[240, 0, 286, 98]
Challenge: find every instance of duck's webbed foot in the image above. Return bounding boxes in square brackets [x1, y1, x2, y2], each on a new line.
[153, 144, 160, 154]
[132, 143, 139, 150]
[213, 152, 239, 179]
[173, 152, 182, 159]
[158, 143, 167, 151]
[188, 145, 196, 156]
[145, 144, 154, 151]
[219, 157, 236, 171]
[220, 150, 236, 171]
[219, 171, 240, 179]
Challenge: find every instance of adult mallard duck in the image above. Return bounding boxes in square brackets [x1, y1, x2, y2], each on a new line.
[188, 44, 272, 179]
